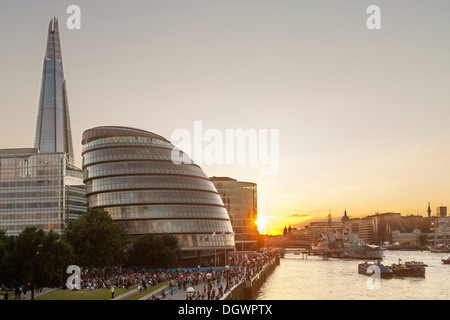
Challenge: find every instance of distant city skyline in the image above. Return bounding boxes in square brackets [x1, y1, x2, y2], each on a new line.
[1, 1, 450, 235]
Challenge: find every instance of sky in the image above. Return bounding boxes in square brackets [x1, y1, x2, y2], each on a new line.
[1, 0, 450, 235]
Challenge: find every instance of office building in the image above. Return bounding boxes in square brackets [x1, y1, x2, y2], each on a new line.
[210, 177, 259, 251]
[437, 207, 447, 217]
[0, 149, 85, 236]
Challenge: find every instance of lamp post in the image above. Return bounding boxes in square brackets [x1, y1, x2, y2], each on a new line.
[252, 258, 256, 275]
[225, 265, 230, 292]
[206, 272, 212, 300]
[186, 286, 195, 300]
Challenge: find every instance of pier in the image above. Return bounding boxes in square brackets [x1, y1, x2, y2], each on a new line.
[283, 248, 350, 259]
[264, 239, 312, 249]
[284, 248, 310, 259]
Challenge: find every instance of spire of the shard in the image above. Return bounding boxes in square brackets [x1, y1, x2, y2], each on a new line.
[34, 18, 75, 165]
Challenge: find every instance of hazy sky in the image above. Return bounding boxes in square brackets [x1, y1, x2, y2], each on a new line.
[1, 1, 450, 234]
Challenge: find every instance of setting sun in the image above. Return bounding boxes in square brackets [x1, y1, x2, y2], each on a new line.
[256, 216, 267, 234]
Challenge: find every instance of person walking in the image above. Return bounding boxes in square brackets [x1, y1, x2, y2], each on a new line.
[111, 285, 114, 299]
[218, 282, 223, 297]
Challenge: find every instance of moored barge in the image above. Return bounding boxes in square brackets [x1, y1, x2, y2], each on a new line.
[358, 261, 393, 278]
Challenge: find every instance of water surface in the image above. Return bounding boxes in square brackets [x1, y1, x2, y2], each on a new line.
[256, 250, 450, 300]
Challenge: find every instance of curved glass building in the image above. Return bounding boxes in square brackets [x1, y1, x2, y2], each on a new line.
[81, 126, 235, 266]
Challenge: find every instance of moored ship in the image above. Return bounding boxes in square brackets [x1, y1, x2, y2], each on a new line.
[390, 259, 426, 277]
[357, 259, 426, 278]
[358, 261, 393, 278]
[311, 233, 385, 259]
[342, 242, 385, 259]
[310, 212, 385, 259]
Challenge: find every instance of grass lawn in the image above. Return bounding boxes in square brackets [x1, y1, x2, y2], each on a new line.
[34, 281, 168, 300]
[126, 281, 168, 300]
[1, 291, 15, 300]
[35, 285, 138, 300]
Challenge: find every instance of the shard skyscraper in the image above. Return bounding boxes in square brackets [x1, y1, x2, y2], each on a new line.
[0, 18, 86, 236]
[34, 18, 75, 165]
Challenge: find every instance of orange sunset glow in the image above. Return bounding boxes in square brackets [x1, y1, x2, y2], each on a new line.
[2, 2, 450, 237]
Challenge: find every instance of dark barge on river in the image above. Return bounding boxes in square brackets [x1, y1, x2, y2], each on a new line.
[358, 259, 426, 278]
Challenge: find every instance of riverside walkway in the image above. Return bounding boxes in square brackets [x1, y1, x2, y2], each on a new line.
[137, 268, 244, 300]
[137, 254, 280, 300]
[140, 277, 229, 300]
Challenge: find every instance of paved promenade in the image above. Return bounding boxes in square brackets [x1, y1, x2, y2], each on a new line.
[136, 249, 281, 300]
[139, 259, 279, 300]
[139, 273, 238, 300]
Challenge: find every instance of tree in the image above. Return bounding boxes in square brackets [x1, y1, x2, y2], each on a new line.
[63, 209, 130, 268]
[128, 234, 182, 268]
[0, 229, 15, 286]
[0, 227, 73, 300]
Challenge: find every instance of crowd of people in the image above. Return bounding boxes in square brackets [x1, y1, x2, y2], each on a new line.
[0, 248, 280, 300]
[150, 248, 280, 300]
[78, 265, 247, 299]
[75, 266, 171, 291]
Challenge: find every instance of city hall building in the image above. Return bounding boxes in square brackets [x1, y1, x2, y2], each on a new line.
[81, 126, 236, 266]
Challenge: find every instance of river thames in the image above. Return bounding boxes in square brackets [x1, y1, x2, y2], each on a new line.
[256, 249, 450, 300]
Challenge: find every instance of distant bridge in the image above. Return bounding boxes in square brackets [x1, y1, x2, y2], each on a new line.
[263, 240, 348, 260]
[264, 239, 313, 249]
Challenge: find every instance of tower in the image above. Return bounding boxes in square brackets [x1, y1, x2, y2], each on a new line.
[428, 202, 431, 218]
[341, 209, 349, 223]
[341, 209, 350, 240]
[0, 18, 86, 236]
[34, 18, 75, 165]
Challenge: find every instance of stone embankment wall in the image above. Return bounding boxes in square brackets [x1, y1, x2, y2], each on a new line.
[222, 257, 280, 300]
